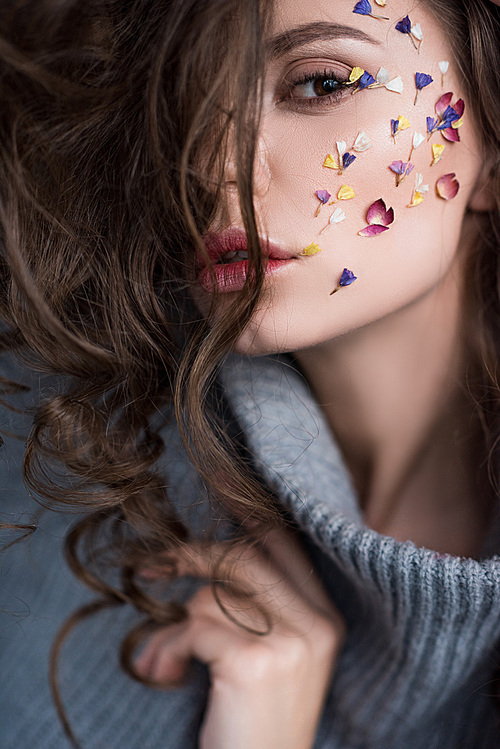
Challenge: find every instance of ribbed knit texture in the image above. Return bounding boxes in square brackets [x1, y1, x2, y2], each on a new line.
[2, 353, 500, 748]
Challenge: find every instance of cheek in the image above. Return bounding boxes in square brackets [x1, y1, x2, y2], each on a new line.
[237, 86, 479, 355]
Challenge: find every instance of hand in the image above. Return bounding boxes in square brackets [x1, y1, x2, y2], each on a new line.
[134, 527, 345, 749]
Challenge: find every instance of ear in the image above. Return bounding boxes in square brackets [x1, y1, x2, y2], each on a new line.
[467, 161, 498, 212]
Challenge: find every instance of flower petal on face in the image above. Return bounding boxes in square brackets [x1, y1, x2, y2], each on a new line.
[358, 71, 377, 90]
[454, 99, 465, 118]
[438, 60, 449, 75]
[349, 66, 365, 83]
[343, 152, 356, 170]
[407, 190, 425, 207]
[451, 117, 463, 129]
[398, 115, 411, 131]
[395, 15, 412, 34]
[337, 141, 347, 158]
[366, 198, 394, 226]
[436, 173, 459, 200]
[337, 185, 355, 200]
[316, 190, 331, 204]
[353, 131, 372, 151]
[374, 0, 386, 5]
[431, 143, 445, 165]
[442, 127, 460, 142]
[323, 154, 339, 169]
[389, 160, 406, 175]
[385, 76, 404, 94]
[413, 131, 425, 149]
[358, 224, 390, 236]
[339, 268, 357, 286]
[435, 92, 453, 116]
[330, 207, 347, 223]
[411, 23, 423, 41]
[427, 117, 437, 134]
[353, 0, 372, 15]
[415, 72, 433, 90]
[301, 242, 323, 256]
[376, 67, 390, 84]
[391, 118, 399, 136]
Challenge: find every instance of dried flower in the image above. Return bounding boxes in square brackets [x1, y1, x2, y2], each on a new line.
[320, 206, 347, 234]
[414, 72, 433, 105]
[395, 15, 412, 34]
[374, 0, 386, 5]
[348, 66, 365, 84]
[352, 132, 372, 152]
[389, 160, 414, 186]
[330, 268, 357, 295]
[342, 152, 356, 172]
[407, 172, 429, 207]
[314, 190, 331, 217]
[353, 0, 389, 19]
[426, 92, 465, 141]
[332, 185, 356, 202]
[407, 131, 425, 163]
[300, 242, 323, 256]
[438, 60, 449, 87]
[411, 23, 423, 51]
[323, 154, 339, 169]
[358, 198, 394, 236]
[375, 67, 390, 85]
[384, 76, 404, 94]
[356, 70, 377, 91]
[391, 115, 411, 142]
[431, 143, 445, 166]
[436, 173, 459, 200]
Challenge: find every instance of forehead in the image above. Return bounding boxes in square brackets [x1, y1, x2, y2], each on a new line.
[269, 0, 451, 65]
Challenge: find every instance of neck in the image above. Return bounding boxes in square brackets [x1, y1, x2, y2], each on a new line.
[294, 259, 487, 551]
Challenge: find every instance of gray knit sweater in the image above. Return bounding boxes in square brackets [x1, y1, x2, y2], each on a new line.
[2, 353, 500, 748]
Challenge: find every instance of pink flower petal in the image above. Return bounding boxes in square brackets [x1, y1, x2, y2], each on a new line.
[436, 173, 459, 200]
[442, 127, 460, 142]
[366, 198, 395, 226]
[358, 225, 390, 237]
[454, 99, 465, 118]
[435, 92, 453, 116]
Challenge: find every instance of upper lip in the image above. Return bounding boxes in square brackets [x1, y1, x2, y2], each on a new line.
[200, 228, 297, 267]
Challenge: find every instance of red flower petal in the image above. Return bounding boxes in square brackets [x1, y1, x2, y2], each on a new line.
[358, 225, 390, 237]
[442, 127, 460, 142]
[454, 99, 465, 118]
[436, 173, 459, 200]
[366, 198, 394, 226]
[435, 92, 453, 116]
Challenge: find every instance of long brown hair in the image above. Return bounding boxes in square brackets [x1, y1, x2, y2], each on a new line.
[0, 0, 499, 745]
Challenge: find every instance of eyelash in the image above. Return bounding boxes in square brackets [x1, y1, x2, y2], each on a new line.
[278, 68, 351, 110]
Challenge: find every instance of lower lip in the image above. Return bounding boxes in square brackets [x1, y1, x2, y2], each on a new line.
[197, 258, 297, 293]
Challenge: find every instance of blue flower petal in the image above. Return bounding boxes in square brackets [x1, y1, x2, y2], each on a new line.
[339, 268, 357, 287]
[357, 71, 376, 90]
[353, 0, 372, 14]
[426, 116, 437, 133]
[395, 15, 411, 34]
[343, 153, 356, 170]
[391, 118, 399, 136]
[415, 73, 433, 90]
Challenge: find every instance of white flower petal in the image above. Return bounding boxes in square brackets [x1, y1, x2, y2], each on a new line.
[384, 76, 404, 94]
[438, 60, 449, 74]
[411, 23, 423, 41]
[374, 0, 386, 5]
[353, 131, 372, 152]
[420, 184, 429, 193]
[375, 67, 390, 85]
[336, 140, 347, 158]
[415, 173, 423, 190]
[330, 207, 346, 224]
[412, 132, 425, 149]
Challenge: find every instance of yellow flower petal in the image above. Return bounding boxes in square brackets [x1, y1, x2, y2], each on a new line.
[300, 242, 323, 256]
[397, 116, 411, 131]
[431, 143, 445, 166]
[451, 117, 463, 129]
[407, 191, 425, 207]
[349, 67, 364, 84]
[323, 154, 339, 170]
[374, 0, 386, 4]
[337, 185, 355, 201]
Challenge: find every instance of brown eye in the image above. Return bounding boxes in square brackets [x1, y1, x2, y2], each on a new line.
[313, 77, 340, 96]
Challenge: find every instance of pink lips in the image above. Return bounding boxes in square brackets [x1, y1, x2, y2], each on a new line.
[197, 228, 298, 293]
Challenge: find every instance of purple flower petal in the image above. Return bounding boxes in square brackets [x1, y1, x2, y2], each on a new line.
[427, 117, 437, 134]
[358, 224, 390, 237]
[353, 0, 372, 15]
[415, 73, 433, 91]
[342, 152, 356, 170]
[395, 15, 411, 34]
[339, 268, 357, 286]
[435, 92, 453, 117]
[315, 190, 331, 204]
[366, 198, 394, 226]
[357, 71, 376, 90]
[391, 118, 399, 136]
[441, 127, 460, 142]
[389, 160, 407, 175]
[436, 173, 459, 200]
[405, 162, 415, 177]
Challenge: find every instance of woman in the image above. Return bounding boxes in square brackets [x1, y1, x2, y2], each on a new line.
[1, 0, 500, 747]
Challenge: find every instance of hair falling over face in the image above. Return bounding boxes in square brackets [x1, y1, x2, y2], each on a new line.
[0, 0, 499, 745]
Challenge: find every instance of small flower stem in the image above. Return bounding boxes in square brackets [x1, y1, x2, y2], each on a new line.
[414, 89, 419, 106]
[330, 285, 340, 295]
[315, 204, 322, 218]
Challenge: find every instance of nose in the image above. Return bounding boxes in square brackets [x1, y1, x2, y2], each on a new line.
[224, 134, 271, 199]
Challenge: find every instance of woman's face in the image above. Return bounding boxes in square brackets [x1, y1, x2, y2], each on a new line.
[199, 0, 484, 355]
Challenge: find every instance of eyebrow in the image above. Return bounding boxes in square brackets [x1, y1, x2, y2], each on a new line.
[267, 22, 381, 59]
